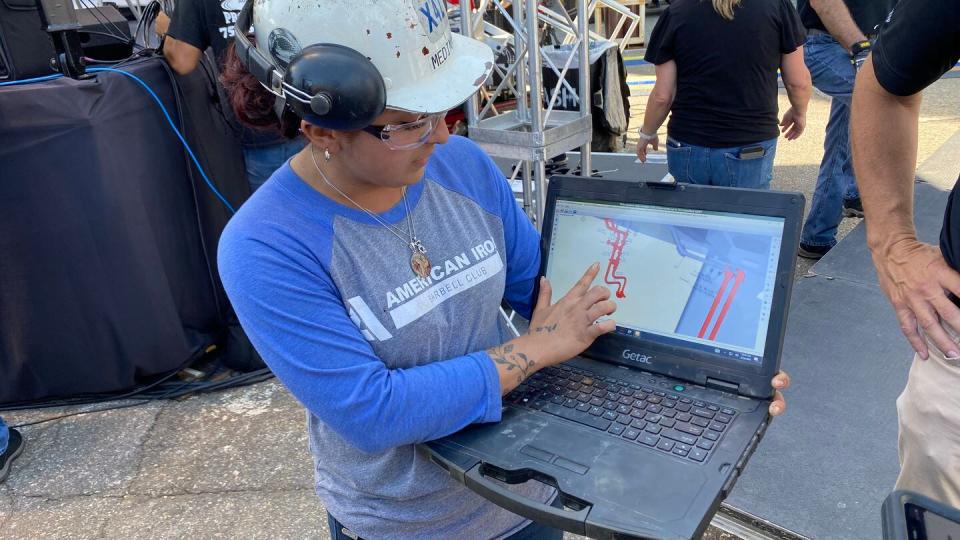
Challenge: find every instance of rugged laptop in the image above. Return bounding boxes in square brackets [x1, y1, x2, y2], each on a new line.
[422, 176, 804, 539]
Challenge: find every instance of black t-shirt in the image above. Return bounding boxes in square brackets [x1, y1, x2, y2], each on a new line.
[167, 0, 243, 64]
[167, 0, 284, 147]
[644, 0, 805, 148]
[871, 0, 960, 269]
[797, 0, 896, 36]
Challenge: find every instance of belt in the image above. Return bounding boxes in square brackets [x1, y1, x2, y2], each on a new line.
[806, 28, 878, 40]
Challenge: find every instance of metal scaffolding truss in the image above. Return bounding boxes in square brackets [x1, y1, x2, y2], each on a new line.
[542, 0, 643, 52]
[457, 0, 593, 227]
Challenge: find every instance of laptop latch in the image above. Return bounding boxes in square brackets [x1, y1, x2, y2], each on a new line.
[644, 181, 678, 190]
[705, 377, 739, 393]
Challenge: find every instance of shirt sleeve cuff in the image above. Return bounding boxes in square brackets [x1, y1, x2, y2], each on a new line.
[473, 351, 503, 423]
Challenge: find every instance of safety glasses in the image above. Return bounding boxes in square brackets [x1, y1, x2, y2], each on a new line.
[360, 112, 447, 150]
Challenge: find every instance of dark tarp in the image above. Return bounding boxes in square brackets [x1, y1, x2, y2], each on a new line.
[0, 55, 260, 404]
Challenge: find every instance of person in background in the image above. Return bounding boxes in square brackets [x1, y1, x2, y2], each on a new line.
[155, 0, 306, 192]
[793, 0, 897, 259]
[636, 0, 811, 190]
[0, 417, 23, 482]
[850, 0, 959, 507]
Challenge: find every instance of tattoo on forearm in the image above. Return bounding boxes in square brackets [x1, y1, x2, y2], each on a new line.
[488, 343, 537, 383]
[533, 323, 558, 334]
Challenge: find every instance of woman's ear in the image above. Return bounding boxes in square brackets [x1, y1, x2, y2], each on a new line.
[300, 120, 343, 154]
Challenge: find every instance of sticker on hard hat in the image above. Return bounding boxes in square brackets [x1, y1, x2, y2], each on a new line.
[268, 28, 302, 69]
[429, 36, 454, 71]
[417, 0, 449, 42]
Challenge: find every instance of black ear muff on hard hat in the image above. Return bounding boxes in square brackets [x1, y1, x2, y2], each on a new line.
[281, 44, 387, 130]
[233, 0, 387, 130]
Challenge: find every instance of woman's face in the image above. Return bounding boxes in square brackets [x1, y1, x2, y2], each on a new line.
[334, 109, 451, 189]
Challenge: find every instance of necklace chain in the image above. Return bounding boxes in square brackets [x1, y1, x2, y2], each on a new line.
[309, 146, 425, 254]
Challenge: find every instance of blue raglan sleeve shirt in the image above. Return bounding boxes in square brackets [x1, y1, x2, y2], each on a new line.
[486, 154, 542, 319]
[217, 138, 542, 455]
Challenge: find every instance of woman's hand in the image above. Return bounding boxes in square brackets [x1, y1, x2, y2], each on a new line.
[769, 371, 791, 416]
[779, 108, 806, 140]
[529, 263, 618, 365]
[635, 133, 660, 163]
[489, 264, 617, 393]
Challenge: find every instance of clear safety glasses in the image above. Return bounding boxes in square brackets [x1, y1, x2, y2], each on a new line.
[360, 112, 447, 150]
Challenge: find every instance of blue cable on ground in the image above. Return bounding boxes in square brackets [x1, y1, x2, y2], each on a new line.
[0, 67, 237, 214]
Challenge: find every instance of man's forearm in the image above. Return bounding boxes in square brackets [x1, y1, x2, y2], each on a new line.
[785, 82, 812, 115]
[161, 36, 202, 75]
[810, 0, 867, 49]
[851, 56, 923, 255]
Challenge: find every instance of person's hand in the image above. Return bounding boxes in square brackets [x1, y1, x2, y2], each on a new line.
[769, 371, 790, 416]
[529, 263, 617, 366]
[779, 107, 806, 140]
[155, 11, 171, 37]
[872, 239, 960, 359]
[635, 133, 659, 163]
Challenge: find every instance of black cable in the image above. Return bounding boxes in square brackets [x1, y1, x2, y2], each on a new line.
[11, 399, 158, 429]
[134, 1, 163, 50]
[81, 30, 140, 49]
[76, 0, 130, 44]
[7, 369, 274, 429]
[0, 345, 206, 412]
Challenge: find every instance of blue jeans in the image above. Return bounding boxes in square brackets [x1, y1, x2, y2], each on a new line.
[243, 137, 307, 193]
[801, 34, 860, 248]
[666, 137, 778, 189]
[325, 512, 564, 540]
[0, 417, 8, 455]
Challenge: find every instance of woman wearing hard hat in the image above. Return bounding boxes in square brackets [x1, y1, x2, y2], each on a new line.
[216, 0, 791, 538]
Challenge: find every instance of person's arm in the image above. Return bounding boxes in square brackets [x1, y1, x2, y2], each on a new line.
[779, 48, 811, 140]
[218, 230, 614, 453]
[154, 10, 170, 36]
[491, 265, 616, 391]
[808, 0, 866, 50]
[479, 146, 616, 390]
[161, 37, 204, 75]
[851, 0, 960, 358]
[852, 57, 960, 358]
[635, 61, 676, 163]
[156, 0, 208, 76]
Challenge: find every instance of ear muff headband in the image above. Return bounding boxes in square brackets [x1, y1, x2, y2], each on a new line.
[233, 0, 387, 130]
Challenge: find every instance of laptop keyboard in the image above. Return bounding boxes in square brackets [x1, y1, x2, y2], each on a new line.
[505, 365, 737, 464]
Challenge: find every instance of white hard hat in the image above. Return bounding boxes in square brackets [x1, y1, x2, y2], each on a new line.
[251, 0, 494, 116]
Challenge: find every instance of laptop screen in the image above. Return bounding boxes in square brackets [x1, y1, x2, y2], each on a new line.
[545, 197, 785, 365]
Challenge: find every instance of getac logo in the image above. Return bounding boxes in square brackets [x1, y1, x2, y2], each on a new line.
[622, 349, 653, 365]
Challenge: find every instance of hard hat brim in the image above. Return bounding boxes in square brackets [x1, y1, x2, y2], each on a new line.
[386, 33, 495, 115]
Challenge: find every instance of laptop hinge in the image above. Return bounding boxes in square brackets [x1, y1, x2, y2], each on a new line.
[705, 377, 740, 393]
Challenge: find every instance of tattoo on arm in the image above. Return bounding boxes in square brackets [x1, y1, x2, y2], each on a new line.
[487, 343, 537, 383]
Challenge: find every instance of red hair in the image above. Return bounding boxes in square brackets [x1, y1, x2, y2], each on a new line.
[220, 41, 301, 139]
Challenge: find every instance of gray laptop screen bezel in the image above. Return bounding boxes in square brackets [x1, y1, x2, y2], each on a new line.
[538, 176, 804, 399]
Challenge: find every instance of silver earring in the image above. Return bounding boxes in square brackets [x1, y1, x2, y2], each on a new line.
[323, 149, 332, 162]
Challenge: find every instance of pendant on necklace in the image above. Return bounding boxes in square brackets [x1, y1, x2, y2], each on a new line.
[411, 252, 431, 279]
[409, 239, 430, 278]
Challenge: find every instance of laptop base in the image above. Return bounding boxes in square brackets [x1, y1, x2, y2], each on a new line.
[422, 357, 771, 540]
